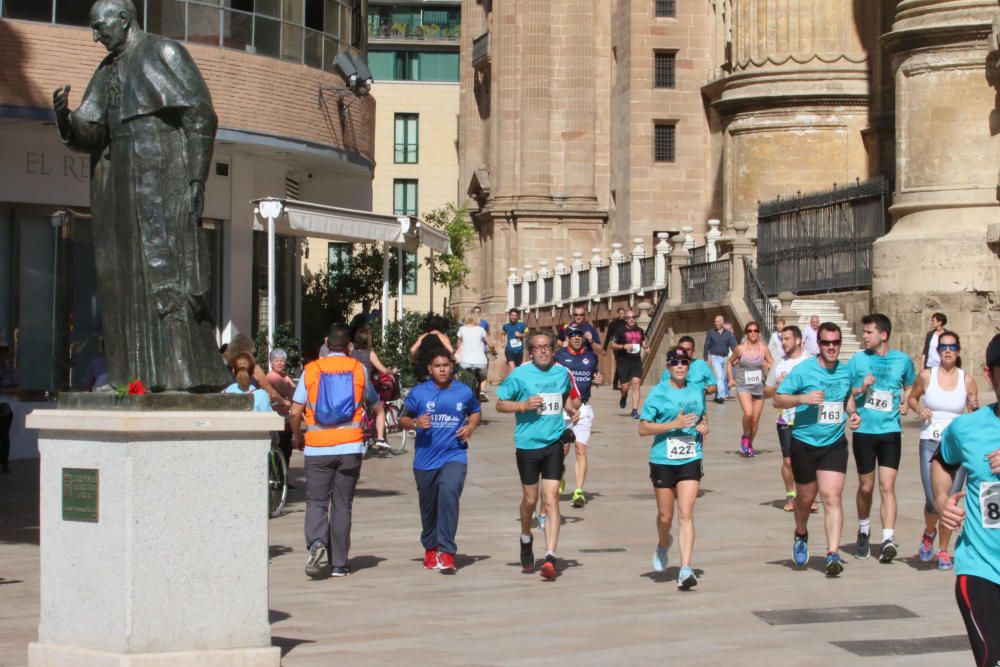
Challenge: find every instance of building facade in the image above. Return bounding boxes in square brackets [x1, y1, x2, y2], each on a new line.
[0, 0, 376, 392]
[458, 0, 1000, 362]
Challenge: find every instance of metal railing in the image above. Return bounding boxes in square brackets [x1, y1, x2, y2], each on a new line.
[681, 259, 730, 304]
[689, 245, 707, 265]
[513, 288, 523, 308]
[559, 274, 571, 298]
[617, 262, 631, 291]
[756, 177, 891, 295]
[597, 265, 610, 293]
[528, 281, 537, 305]
[743, 256, 776, 340]
[640, 257, 656, 288]
[541, 277, 553, 303]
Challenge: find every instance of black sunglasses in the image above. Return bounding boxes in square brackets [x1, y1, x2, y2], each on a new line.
[937, 343, 959, 352]
[819, 339, 842, 347]
[667, 358, 690, 367]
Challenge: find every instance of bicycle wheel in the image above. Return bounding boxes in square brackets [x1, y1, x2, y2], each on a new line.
[383, 403, 409, 455]
[268, 446, 288, 518]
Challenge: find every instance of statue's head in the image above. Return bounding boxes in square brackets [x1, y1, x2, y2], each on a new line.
[89, 0, 137, 53]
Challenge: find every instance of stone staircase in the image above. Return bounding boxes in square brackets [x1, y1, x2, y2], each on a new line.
[770, 298, 860, 362]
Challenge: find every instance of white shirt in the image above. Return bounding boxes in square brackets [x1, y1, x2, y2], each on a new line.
[926, 332, 941, 368]
[802, 326, 819, 356]
[767, 332, 783, 364]
[456, 325, 489, 366]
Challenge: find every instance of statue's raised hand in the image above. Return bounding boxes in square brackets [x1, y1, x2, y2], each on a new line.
[52, 84, 71, 134]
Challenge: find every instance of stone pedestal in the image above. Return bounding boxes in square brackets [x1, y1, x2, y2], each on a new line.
[26, 410, 283, 667]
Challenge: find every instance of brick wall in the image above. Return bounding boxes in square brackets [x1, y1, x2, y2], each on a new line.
[0, 20, 374, 163]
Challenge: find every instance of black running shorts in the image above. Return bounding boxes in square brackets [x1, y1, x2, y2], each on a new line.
[777, 424, 793, 458]
[515, 442, 563, 485]
[649, 460, 703, 488]
[955, 575, 1000, 667]
[852, 431, 902, 475]
[505, 348, 524, 366]
[790, 435, 848, 485]
[616, 356, 643, 383]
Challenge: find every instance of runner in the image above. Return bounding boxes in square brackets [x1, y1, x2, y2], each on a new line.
[907, 330, 978, 569]
[768, 318, 786, 363]
[930, 333, 1000, 666]
[726, 321, 772, 457]
[775, 322, 861, 577]
[704, 314, 737, 404]
[608, 307, 627, 390]
[660, 336, 717, 397]
[496, 331, 581, 580]
[639, 346, 709, 590]
[802, 314, 820, 356]
[847, 313, 915, 563]
[555, 327, 603, 508]
[609, 309, 649, 419]
[399, 350, 482, 574]
[558, 307, 603, 354]
[501, 308, 527, 375]
[919, 312, 948, 370]
[764, 325, 813, 511]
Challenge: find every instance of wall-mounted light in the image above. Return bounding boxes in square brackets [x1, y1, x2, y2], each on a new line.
[333, 52, 374, 96]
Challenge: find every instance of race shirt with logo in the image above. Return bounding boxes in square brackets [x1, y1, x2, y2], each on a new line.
[403, 379, 481, 471]
[555, 346, 600, 402]
[613, 326, 645, 358]
[938, 405, 1000, 586]
[776, 355, 853, 447]
[502, 321, 527, 353]
[848, 349, 916, 435]
[497, 362, 579, 450]
[640, 381, 705, 466]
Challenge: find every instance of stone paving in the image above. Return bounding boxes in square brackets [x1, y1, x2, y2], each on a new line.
[0, 387, 979, 666]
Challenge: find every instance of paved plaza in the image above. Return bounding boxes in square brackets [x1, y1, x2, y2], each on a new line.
[0, 388, 980, 666]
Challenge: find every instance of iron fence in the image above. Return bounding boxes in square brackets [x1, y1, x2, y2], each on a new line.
[528, 281, 537, 306]
[681, 259, 730, 304]
[640, 257, 656, 287]
[617, 262, 631, 291]
[689, 245, 707, 265]
[597, 265, 610, 293]
[743, 256, 776, 340]
[756, 177, 891, 295]
[513, 287, 523, 308]
[559, 274, 571, 299]
[542, 277, 553, 303]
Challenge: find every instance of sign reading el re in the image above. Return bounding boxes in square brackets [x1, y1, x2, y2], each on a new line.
[62, 468, 99, 523]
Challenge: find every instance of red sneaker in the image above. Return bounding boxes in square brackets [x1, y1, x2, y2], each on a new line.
[423, 548, 439, 570]
[540, 555, 557, 580]
[437, 552, 457, 574]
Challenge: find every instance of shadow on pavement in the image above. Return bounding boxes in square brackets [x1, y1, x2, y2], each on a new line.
[767, 556, 829, 573]
[269, 609, 291, 623]
[271, 635, 315, 657]
[0, 459, 40, 546]
[355, 488, 402, 498]
[455, 553, 490, 568]
[640, 567, 705, 583]
[0, 578, 24, 585]
[900, 555, 937, 572]
[349, 555, 386, 572]
[269, 545, 295, 559]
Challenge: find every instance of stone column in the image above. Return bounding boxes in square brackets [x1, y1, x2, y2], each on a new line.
[588, 248, 602, 298]
[654, 232, 670, 288]
[521, 264, 533, 309]
[728, 221, 754, 303]
[570, 252, 585, 299]
[609, 243, 625, 292]
[553, 256, 567, 302]
[706, 219, 722, 261]
[668, 234, 689, 306]
[507, 267, 520, 309]
[877, 0, 1000, 360]
[631, 238, 645, 291]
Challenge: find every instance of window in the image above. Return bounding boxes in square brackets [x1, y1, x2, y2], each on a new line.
[655, 0, 676, 17]
[328, 242, 352, 281]
[403, 251, 417, 295]
[2, 0, 52, 21]
[654, 52, 676, 88]
[393, 179, 418, 216]
[394, 114, 419, 163]
[654, 123, 676, 162]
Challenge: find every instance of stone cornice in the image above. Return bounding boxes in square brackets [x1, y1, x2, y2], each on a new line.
[882, 22, 992, 55]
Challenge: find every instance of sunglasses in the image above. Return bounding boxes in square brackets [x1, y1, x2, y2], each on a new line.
[626, 316, 636, 320]
[667, 358, 690, 367]
[573, 313, 586, 318]
[819, 339, 842, 347]
[937, 343, 959, 352]
[746, 328, 759, 333]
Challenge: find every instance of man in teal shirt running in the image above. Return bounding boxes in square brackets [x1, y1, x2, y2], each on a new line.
[847, 313, 916, 563]
[497, 330, 581, 581]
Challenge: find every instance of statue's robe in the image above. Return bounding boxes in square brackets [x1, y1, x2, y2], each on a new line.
[61, 30, 230, 392]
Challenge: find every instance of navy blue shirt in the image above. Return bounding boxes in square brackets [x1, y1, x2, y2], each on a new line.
[558, 322, 601, 348]
[704, 328, 737, 359]
[403, 379, 481, 471]
[555, 347, 600, 402]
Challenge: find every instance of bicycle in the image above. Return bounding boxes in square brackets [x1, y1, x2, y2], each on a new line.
[267, 443, 288, 517]
[361, 401, 409, 457]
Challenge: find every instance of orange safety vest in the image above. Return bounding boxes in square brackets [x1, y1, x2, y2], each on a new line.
[302, 355, 366, 448]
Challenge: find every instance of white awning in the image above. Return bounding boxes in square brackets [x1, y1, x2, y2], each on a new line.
[251, 198, 451, 254]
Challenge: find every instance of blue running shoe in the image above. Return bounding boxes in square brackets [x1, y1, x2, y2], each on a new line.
[918, 532, 935, 562]
[652, 534, 673, 572]
[825, 551, 845, 576]
[677, 566, 698, 590]
[792, 533, 809, 566]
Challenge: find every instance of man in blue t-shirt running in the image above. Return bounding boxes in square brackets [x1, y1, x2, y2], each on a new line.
[775, 322, 861, 577]
[847, 313, 916, 563]
[931, 333, 1000, 667]
[501, 308, 528, 374]
[497, 330, 581, 580]
[400, 350, 481, 574]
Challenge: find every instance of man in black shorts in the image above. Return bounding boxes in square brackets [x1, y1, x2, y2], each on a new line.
[847, 314, 915, 563]
[775, 322, 861, 576]
[609, 309, 648, 419]
[496, 331, 581, 580]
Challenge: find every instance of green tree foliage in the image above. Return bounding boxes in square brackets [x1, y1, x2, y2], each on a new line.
[422, 203, 475, 288]
[371, 310, 459, 387]
[253, 322, 302, 374]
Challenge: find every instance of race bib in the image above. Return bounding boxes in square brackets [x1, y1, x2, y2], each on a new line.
[666, 437, 697, 461]
[981, 482, 1000, 529]
[627, 343, 641, 354]
[537, 393, 563, 416]
[743, 369, 762, 385]
[925, 419, 949, 442]
[818, 401, 844, 425]
[509, 338, 522, 349]
[866, 389, 893, 412]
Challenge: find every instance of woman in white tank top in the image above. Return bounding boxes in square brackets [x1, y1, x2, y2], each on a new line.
[907, 331, 979, 569]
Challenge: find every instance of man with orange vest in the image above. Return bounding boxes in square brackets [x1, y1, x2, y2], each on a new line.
[290, 323, 380, 578]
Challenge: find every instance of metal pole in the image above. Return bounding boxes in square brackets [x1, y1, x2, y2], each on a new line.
[267, 213, 276, 350]
[381, 244, 390, 341]
[428, 249, 434, 312]
[397, 245, 404, 323]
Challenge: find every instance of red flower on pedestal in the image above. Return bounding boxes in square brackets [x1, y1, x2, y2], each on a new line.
[127, 378, 147, 396]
